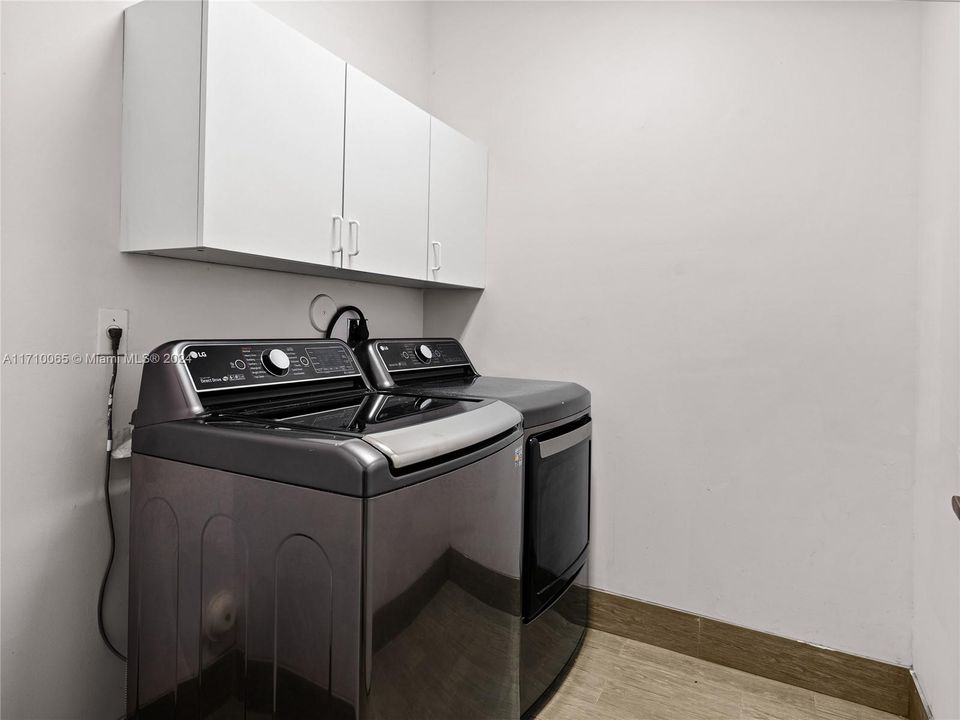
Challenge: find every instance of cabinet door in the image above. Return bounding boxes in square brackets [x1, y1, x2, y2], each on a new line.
[342, 67, 430, 280]
[428, 119, 488, 288]
[201, 2, 346, 266]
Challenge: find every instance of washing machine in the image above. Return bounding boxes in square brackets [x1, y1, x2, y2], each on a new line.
[127, 338, 526, 720]
[358, 338, 591, 716]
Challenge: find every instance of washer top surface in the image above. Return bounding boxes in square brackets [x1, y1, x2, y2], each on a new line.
[224, 390, 476, 435]
[210, 389, 520, 473]
[132, 339, 524, 496]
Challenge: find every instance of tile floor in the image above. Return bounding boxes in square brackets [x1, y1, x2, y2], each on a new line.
[534, 630, 905, 720]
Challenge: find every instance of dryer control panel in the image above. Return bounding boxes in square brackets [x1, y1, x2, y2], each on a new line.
[179, 341, 361, 393]
[373, 339, 470, 373]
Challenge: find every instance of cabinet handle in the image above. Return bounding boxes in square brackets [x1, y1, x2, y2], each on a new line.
[431, 241, 442, 272]
[348, 220, 360, 257]
[953, 496, 960, 523]
[332, 215, 343, 256]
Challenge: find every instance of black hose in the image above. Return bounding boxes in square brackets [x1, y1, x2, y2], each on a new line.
[325, 304, 370, 349]
[98, 337, 126, 662]
[324, 304, 365, 338]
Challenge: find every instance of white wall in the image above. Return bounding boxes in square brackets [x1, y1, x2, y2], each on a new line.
[914, 4, 960, 718]
[257, 1, 431, 109]
[0, 3, 428, 718]
[425, 1, 919, 664]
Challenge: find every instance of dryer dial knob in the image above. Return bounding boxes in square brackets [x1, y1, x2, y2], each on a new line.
[415, 344, 433, 363]
[261, 348, 291, 376]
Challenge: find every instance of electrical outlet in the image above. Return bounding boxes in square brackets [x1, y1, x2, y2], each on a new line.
[97, 308, 129, 356]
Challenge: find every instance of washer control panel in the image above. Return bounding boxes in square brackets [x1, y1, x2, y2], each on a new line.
[181, 341, 360, 392]
[374, 339, 470, 373]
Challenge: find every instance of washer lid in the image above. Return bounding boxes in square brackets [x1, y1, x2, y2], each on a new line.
[218, 391, 522, 469]
[228, 391, 490, 433]
[362, 400, 522, 468]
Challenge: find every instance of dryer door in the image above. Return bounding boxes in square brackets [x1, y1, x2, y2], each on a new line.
[523, 417, 592, 621]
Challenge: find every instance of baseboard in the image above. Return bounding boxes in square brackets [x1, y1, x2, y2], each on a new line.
[908, 670, 931, 720]
[588, 589, 912, 717]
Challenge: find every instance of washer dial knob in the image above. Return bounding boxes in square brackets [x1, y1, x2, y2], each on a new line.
[261, 348, 291, 376]
[415, 344, 433, 363]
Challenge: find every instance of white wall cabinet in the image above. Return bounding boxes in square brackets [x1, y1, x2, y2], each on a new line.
[428, 119, 488, 288]
[342, 67, 431, 281]
[201, 2, 346, 265]
[122, 0, 486, 289]
[122, 1, 346, 266]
